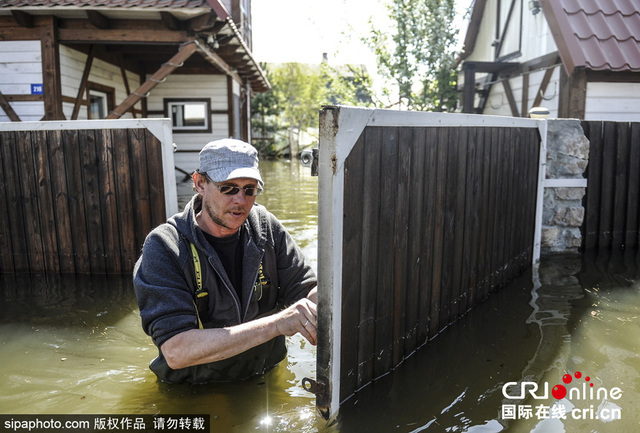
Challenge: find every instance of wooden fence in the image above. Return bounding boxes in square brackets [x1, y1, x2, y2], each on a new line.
[313, 107, 545, 420]
[582, 121, 640, 250]
[0, 119, 176, 274]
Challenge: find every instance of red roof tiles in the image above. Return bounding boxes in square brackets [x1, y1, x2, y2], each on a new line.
[0, 0, 208, 7]
[541, 0, 640, 73]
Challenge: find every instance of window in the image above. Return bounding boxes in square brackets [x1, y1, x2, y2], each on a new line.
[86, 83, 115, 119]
[89, 91, 108, 119]
[165, 99, 212, 133]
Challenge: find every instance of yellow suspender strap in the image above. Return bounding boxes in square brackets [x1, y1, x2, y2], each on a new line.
[187, 239, 205, 330]
[188, 241, 203, 294]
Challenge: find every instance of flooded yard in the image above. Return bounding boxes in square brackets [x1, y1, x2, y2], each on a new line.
[1, 160, 639, 432]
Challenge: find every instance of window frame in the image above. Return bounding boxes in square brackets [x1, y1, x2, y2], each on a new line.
[164, 98, 212, 133]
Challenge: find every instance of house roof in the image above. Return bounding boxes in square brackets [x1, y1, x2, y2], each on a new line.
[459, 0, 640, 76]
[541, 0, 640, 74]
[0, 0, 270, 92]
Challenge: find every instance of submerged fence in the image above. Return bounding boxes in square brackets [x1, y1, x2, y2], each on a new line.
[314, 107, 545, 420]
[0, 119, 176, 275]
[582, 121, 640, 251]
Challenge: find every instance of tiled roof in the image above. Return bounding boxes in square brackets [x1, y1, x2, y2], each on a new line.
[0, 0, 209, 7]
[541, 0, 640, 73]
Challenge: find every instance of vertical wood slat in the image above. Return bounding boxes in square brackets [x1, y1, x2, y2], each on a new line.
[340, 125, 541, 404]
[340, 132, 365, 399]
[64, 129, 91, 274]
[0, 126, 168, 274]
[18, 131, 46, 272]
[626, 123, 640, 249]
[355, 128, 380, 391]
[582, 121, 640, 251]
[0, 132, 28, 273]
[47, 129, 75, 273]
[373, 127, 398, 379]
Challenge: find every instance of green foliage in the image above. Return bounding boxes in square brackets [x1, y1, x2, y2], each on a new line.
[251, 61, 374, 157]
[366, 0, 459, 111]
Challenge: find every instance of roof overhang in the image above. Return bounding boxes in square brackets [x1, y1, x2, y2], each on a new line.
[0, 2, 270, 92]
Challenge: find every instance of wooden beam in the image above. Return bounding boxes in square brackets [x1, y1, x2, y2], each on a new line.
[558, 67, 587, 119]
[119, 55, 136, 118]
[86, 11, 111, 29]
[72, 45, 95, 120]
[58, 27, 189, 44]
[40, 16, 65, 120]
[0, 91, 21, 121]
[521, 68, 529, 117]
[194, 40, 241, 82]
[106, 41, 198, 119]
[502, 78, 520, 117]
[11, 10, 33, 28]
[532, 64, 557, 107]
[462, 63, 476, 114]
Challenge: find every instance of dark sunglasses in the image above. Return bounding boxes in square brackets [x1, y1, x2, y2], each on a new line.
[215, 183, 263, 197]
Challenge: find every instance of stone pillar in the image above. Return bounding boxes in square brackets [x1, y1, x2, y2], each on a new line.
[541, 119, 589, 255]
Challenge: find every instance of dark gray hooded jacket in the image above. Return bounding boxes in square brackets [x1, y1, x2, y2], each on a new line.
[133, 194, 316, 383]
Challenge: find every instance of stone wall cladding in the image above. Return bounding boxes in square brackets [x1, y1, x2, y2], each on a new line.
[542, 119, 590, 255]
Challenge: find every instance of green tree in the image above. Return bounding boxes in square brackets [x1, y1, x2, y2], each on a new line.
[251, 61, 374, 157]
[366, 0, 459, 111]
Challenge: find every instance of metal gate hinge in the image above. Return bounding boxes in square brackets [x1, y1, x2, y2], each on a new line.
[302, 377, 326, 396]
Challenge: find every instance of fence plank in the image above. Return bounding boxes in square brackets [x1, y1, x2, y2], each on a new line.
[392, 128, 411, 366]
[112, 129, 137, 273]
[582, 121, 640, 251]
[48, 130, 75, 273]
[340, 132, 365, 399]
[63, 129, 91, 274]
[0, 132, 27, 273]
[612, 123, 630, 249]
[405, 127, 427, 354]
[17, 131, 46, 272]
[355, 126, 382, 392]
[417, 127, 438, 343]
[373, 126, 398, 378]
[626, 123, 640, 249]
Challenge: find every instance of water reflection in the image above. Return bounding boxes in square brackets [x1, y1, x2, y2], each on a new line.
[1, 159, 639, 433]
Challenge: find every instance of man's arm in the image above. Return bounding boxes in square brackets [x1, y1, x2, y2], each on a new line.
[161, 296, 317, 370]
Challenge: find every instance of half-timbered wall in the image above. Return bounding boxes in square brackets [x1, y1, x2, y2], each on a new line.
[0, 41, 43, 122]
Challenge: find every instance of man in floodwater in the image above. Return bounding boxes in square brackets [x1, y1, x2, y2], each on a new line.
[133, 138, 317, 384]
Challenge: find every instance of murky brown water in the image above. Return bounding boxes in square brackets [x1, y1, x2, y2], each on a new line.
[1, 160, 639, 432]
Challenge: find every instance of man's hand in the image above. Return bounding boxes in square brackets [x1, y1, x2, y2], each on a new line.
[275, 297, 318, 345]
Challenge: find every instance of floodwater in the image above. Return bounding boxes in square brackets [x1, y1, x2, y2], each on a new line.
[1, 160, 639, 433]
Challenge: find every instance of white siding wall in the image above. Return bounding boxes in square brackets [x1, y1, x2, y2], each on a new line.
[60, 45, 141, 120]
[146, 74, 230, 173]
[585, 83, 640, 121]
[483, 66, 560, 118]
[0, 41, 44, 122]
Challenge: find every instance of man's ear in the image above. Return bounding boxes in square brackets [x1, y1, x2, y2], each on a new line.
[192, 172, 206, 193]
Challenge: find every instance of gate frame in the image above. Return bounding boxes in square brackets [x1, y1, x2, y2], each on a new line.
[316, 106, 548, 421]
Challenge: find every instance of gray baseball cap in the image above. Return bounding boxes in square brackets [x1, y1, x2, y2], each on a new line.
[198, 138, 263, 185]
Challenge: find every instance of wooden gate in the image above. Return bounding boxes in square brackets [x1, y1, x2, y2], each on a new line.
[582, 121, 640, 250]
[313, 106, 545, 420]
[0, 119, 176, 275]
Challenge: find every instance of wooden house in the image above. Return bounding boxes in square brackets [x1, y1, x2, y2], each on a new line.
[0, 0, 269, 175]
[457, 0, 640, 120]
